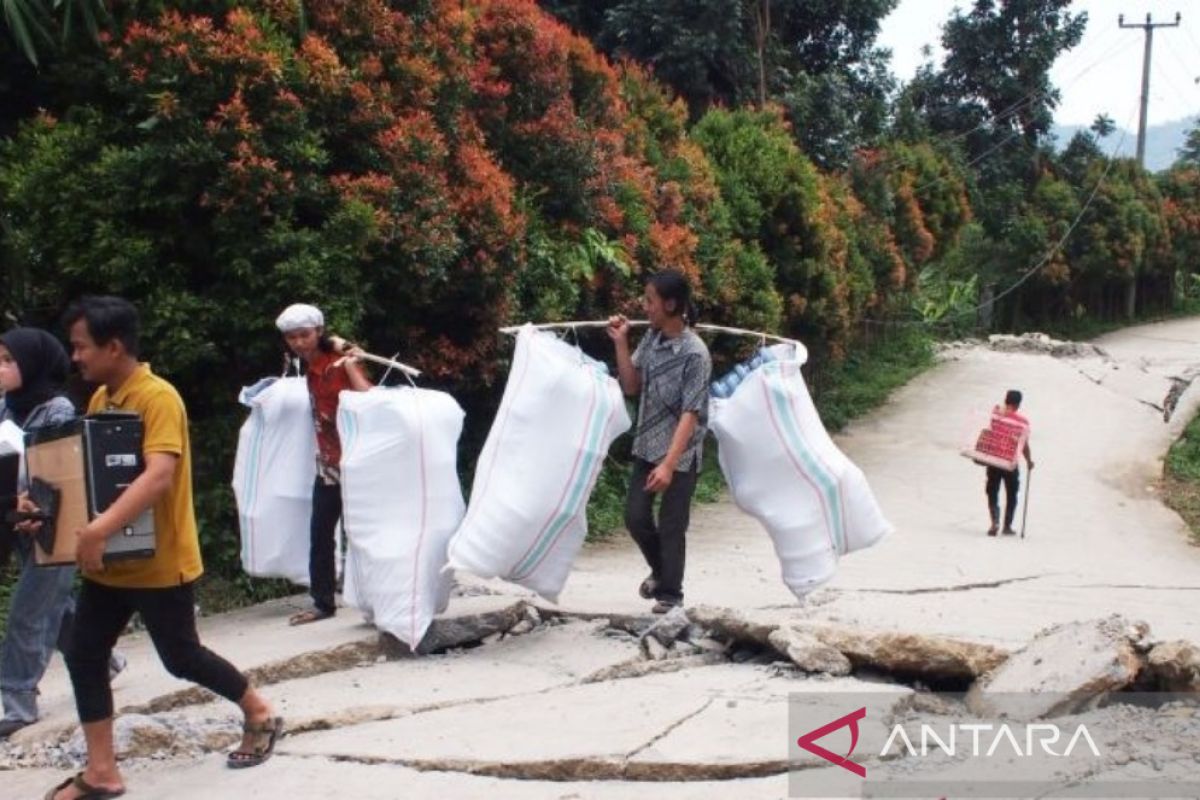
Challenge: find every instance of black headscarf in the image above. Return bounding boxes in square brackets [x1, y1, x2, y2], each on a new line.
[0, 328, 71, 425]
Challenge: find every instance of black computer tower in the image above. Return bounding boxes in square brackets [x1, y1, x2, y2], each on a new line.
[25, 412, 156, 565]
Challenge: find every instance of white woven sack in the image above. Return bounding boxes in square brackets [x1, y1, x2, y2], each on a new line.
[233, 377, 317, 586]
[711, 346, 891, 598]
[338, 387, 464, 647]
[448, 325, 631, 601]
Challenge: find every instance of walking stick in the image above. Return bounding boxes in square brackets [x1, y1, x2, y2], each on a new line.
[1020, 466, 1032, 539]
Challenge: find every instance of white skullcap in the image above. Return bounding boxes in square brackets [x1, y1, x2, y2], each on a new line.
[275, 303, 324, 333]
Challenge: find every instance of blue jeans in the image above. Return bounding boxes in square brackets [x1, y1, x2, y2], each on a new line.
[0, 538, 76, 723]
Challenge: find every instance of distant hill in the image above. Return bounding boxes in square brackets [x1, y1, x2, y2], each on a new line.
[1051, 117, 1196, 172]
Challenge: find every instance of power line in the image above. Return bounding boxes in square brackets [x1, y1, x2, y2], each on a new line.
[1117, 11, 1181, 316]
[879, 24, 1124, 166]
[928, 28, 1135, 151]
[911, 128, 1024, 194]
[1151, 50, 1194, 109]
[865, 114, 1137, 330]
[1119, 11, 1182, 166]
[873, 34, 1140, 191]
[1161, 33, 1200, 99]
[1183, 20, 1200, 64]
[980, 128, 1131, 312]
[893, 35, 1140, 195]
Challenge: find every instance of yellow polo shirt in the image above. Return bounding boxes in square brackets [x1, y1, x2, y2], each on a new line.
[85, 363, 204, 588]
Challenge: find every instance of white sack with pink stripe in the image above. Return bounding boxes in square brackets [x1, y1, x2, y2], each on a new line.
[337, 387, 465, 648]
[448, 325, 632, 602]
[233, 376, 319, 586]
[710, 344, 892, 599]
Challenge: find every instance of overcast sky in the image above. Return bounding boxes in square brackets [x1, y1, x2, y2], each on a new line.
[877, 0, 1200, 137]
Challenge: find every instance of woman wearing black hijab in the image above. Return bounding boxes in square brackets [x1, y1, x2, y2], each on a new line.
[0, 328, 123, 739]
[0, 327, 74, 429]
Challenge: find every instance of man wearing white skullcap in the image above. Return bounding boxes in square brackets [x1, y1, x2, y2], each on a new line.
[275, 304, 324, 333]
[274, 304, 371, 625]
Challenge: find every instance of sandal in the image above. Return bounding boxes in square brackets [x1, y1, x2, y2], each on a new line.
[45, 772, 125, 799]
[227, 716, 284, 769]
[288, 608, 334, 626]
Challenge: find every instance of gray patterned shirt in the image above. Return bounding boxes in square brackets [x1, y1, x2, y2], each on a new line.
[0, 395, 76, 431]
[1, 395, 76, 492]
[630, 328, 711, 472]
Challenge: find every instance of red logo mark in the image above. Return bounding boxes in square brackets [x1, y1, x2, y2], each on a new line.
[796, 707, 867, 778]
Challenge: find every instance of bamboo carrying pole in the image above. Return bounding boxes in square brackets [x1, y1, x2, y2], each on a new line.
[498, 320, 808, 361]
[323, 333, 424, 378]
[359, 352, 422, 378]
[328, 321, 807, 381]
[337, 351, 422, 378]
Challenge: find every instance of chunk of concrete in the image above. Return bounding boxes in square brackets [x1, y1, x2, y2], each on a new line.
[767, 627, 852, 676]
[403, 601, 528, 655]
[642, 637, 670, 661]
[1144, 640, 1200, 692]
[968, 616, 1148, 718]
[686, 605, 776, 648]
[642, 606, 690, 647]
[806, 624, 1008, 682]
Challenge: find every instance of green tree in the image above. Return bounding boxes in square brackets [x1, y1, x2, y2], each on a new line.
[906, 0, 1086, 203]
[691, 106, 873, 349]
[1090, 113, 1115, 139]
[538, 0, 897, 163]
[781, 43, 895, 167]
[1175, 118, 1200, 169]
[1158, 164, 1200, 304]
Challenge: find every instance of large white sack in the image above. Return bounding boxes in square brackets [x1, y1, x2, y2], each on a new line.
[710, 345, 891, 598]
[233, 377, 316, 586]
[448, 325, 632, 602]
[338, 387, 465, 648]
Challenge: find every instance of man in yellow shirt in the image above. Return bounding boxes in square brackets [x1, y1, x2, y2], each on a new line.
[45, 297, 280, 800]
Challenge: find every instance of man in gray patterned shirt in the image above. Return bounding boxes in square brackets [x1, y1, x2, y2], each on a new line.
[609, 270, 712, 613]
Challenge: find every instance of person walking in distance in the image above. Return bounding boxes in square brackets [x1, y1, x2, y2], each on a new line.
[986, 389, 1034, 536]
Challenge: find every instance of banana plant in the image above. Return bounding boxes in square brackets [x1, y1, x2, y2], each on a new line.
[913, 266, 979, 326]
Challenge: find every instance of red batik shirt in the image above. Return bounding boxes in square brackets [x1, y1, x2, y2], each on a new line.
[307, 349, 353, 482]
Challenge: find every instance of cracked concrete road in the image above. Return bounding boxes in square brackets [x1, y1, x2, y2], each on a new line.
[4, 317, 1199, 799]
[545, 316, 1200, 648]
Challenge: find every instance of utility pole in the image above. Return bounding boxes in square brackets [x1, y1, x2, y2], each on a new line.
[1118, 11, 1181, 318]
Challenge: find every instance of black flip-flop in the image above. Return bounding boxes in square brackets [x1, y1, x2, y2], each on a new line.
[227, 716, 284, 769]
[44, 772, 125, 799]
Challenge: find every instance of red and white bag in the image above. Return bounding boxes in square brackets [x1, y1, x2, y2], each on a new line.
[961, 409, 1030, 471]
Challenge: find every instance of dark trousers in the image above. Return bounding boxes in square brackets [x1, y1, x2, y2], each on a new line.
[985, 466, 1021, 528]
[310, 479, 342, 615]
[625, 458, 699, 604]
[65, 579, 248, 723]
